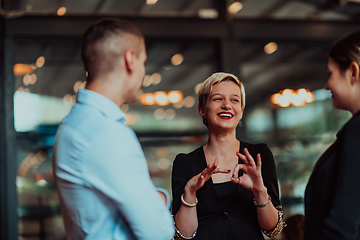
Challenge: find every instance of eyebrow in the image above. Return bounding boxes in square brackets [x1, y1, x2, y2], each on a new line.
[210, 93, 240, 98]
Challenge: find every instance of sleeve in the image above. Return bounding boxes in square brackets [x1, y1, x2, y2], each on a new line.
[85, 126, 174, 240]
[256, 143, 286, 238]
[257, 143, 281, 207]
[316, 118, 360, 240]
[171, 154, 189, 216]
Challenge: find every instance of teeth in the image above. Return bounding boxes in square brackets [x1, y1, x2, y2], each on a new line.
[219, 113, 233, 117]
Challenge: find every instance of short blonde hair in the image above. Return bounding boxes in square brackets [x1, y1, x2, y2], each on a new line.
[198, 72, 246, 110]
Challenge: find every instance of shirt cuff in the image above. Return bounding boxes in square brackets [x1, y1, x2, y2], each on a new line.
[156, 187, 171, 209]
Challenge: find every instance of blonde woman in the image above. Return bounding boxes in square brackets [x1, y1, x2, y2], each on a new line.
[172, 73, 286, 239]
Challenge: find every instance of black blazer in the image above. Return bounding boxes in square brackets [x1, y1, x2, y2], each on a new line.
[172, 141, 281, 240]
[304, 110, 360, 240]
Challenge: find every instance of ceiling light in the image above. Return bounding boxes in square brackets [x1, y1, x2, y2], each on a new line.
[29, 74, 37, 85]
[23, 74, 31, 86]
[264, 42, 278, 54]
[163, 65, 171, 70]
[57, 7, 66, 16]
[142, 75, 152, 87]
[63, 94, 72, 105]
[305, 91, 314, 103]
[165, 109, 176, 120]
[157, 158, 170, 170]
[194, 83, 202, 94]
[72, 95, 77, 104]
[171, 54, 184, 66]
[198, 9, 218, 19]
[121, 104, 129, 112]
[146, 0, 158, 5]
[270, 88, 314, 107]
[228, 2, 243, 14]
[73, 81, 83, 93]
[14, 64, 33, 76]
[168, 90, 183, 103]
[173, 101, 184, 109]
[156, 147, 169, 158]
[270, 93, 280, 105]
[277, 96, 290, 107]
[154, 108, 165, 120]
[184, 96, 195, 108]
[139, 93, 155, 105]
[151, 73, 162, 85]
[291, 93, 304, 107]
[124, 113, 136, 125]
[36, 56, 45, 68]
[154, 91, 169, 106]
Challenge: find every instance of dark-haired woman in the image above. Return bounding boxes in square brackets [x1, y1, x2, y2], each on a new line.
[304, 30, 360, 240]
[171, 72, 286, 239]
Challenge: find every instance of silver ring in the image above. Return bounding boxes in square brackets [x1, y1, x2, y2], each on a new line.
[237, 177, 240, 184]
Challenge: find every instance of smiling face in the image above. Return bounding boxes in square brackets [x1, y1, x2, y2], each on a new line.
[325, 57, 354, 112]
[199, 81, 243, 131]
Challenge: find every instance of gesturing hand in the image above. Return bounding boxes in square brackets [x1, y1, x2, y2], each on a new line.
[185, 158, 230, 194]
[230, 148, 266, 193]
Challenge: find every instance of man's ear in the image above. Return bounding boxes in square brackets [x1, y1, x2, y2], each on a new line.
[124, 48, 136, 73]
[350, 61, 360, 84]
[198, 105, 205, 117]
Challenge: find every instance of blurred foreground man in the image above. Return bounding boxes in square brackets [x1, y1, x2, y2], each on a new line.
[53, 18, 174, 240]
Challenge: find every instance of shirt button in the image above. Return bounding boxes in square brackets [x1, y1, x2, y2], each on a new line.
[222, 212, 228, 219]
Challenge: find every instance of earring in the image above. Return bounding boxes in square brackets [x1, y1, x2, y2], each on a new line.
[238, 121, 242, 127]
[202, 116, 208, 126]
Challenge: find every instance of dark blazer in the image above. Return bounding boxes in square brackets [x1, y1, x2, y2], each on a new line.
[172, 141, 281, 240]
[305, 110, 360, 240]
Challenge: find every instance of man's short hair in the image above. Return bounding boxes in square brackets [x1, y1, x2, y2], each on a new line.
[81, 18, 144, 82]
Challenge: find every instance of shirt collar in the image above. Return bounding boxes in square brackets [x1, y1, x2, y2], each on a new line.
[77, 89, 126, 123]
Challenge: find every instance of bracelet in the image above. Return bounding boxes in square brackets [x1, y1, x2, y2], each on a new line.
[262, 206, 287, 238]
[181, 193, 198, 207]
[253, 195, 271, 208]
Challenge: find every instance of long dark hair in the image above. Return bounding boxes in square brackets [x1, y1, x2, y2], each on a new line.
[329, 30, 360, 71]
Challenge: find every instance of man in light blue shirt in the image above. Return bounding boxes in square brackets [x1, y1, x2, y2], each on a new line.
[53, 18, 174, 240]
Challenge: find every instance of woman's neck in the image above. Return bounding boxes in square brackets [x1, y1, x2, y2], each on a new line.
[204, 129, 239, 158]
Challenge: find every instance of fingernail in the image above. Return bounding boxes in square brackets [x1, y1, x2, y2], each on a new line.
[232, 174, 235, 177]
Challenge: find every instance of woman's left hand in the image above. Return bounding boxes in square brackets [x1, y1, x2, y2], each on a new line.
[230, 148, 267, 193]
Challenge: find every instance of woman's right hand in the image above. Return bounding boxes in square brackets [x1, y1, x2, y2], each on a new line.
[184, 158, 229, 194]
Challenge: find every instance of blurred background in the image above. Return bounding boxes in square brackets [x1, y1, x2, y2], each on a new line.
[1, 0, 360, 239]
